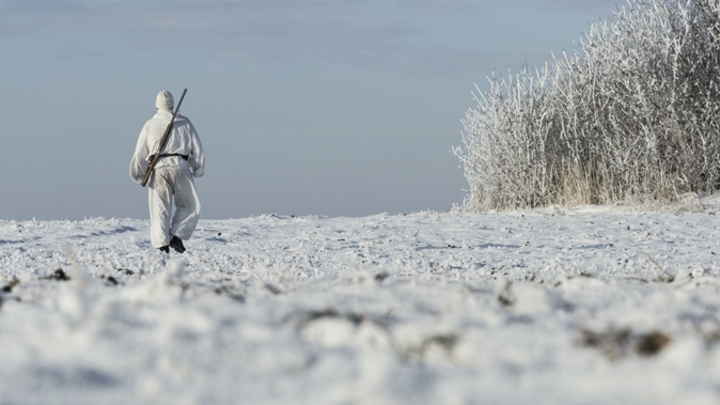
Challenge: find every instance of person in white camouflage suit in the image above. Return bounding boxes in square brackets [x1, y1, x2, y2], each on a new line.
[129, 90, 205, 253]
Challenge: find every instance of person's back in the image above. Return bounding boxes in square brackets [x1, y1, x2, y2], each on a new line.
[129, 90, 205, 253]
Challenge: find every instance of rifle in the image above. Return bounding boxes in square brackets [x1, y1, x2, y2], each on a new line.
[141, 88, 188, 187]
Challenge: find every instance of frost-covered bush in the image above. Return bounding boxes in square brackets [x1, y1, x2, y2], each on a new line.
[455, 0, 720, 210]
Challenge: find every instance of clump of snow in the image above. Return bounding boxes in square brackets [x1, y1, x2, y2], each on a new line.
[1, 206, 720, 403]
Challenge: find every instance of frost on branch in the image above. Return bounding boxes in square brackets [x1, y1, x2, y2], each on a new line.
[455, 0, 720, 211]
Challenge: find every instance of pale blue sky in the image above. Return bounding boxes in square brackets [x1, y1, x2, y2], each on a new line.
[0, 0, 618, 220]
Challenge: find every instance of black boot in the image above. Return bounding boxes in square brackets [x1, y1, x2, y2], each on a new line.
[169, 235, 186, 253]
[158, 246, 170, 253]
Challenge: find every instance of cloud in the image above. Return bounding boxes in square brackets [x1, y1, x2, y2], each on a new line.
[0, 0, 615, 74]
[0, 1, 421, 59]
[0, 0, 474, 71]
[514, 0, 621, 16]
[398, 0, 489, 14]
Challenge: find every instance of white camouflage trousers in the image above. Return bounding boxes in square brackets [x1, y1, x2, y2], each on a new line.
[148, 167, 201, 248]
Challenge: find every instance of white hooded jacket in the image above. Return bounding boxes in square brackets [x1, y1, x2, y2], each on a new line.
[129, 111, 205, 184]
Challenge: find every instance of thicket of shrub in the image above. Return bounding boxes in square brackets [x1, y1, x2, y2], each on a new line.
[454, 0, 720, 211]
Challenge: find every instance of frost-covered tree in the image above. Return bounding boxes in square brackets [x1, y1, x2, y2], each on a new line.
[455, 0, 720, 211]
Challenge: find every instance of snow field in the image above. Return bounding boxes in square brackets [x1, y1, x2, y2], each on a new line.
[1, 207, 720, 404]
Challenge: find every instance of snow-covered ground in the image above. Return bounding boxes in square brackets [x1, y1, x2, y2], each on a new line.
[3, 199, 720, 405]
